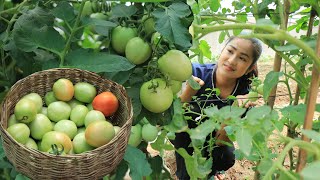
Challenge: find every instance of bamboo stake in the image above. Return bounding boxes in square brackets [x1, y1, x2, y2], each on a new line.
[267, 0, 290, 108]
[296, 25, 320, 172]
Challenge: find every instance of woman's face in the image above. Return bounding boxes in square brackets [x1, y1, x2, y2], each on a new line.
[217, 38, 254, 79]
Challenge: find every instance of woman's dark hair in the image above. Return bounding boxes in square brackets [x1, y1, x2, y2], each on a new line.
[223, 36, 263, 89]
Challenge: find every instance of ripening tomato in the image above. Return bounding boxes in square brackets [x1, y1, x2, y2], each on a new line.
[125, 37, 152, 65]
[22, 93, 43, 113]
[92, 92, 119, 117]
[53, 78, 74, 101]
[41, 131, 73, 153]
[111, 26, 137, 54]
[85, 120, 115, 148]
[84, 110, 106, 127]
[158, 50, 192, 81]
[140, 78, 173, 113]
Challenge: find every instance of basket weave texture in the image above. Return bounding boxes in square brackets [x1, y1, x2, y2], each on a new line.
[0, 68, 133, 180]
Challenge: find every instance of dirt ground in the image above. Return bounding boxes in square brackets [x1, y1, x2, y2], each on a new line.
[158, 60, 320, 180]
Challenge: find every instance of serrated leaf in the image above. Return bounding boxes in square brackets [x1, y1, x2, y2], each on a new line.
[263, 71, 283, 100]
[257, 159, 273, 175]
[12, 7, 65, 54]
[301, 130, 320, 143]
[124, 145, 152, 180]
[236, 127, 252, 156]
[300, 161, 320, 180]
[280, 104, 306, 125]
[153, 2, 192, 49]
[188, 119, 217, 143]
[246, 106, 272, 125]
[218, 106, 247, 119]
[65, 49, 135, 73]
[52, 2, 75, 21]
[199, 40, 211, 59]
[151, 130, 174, 154]
[111, 4, 138, 18]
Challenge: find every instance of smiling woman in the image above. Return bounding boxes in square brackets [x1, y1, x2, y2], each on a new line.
[173, 36, 262, 180]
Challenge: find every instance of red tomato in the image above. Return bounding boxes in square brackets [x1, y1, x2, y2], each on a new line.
[92, 92, 119, 116]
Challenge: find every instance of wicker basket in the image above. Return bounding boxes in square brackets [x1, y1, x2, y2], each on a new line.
[0, 68, 133, 180]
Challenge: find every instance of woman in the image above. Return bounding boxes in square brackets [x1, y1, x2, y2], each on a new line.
[173, 36, 262, 179]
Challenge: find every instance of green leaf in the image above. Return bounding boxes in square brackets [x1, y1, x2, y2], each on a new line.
[263, 71, 283, 100]
[153, 2, 192, 49]
[15, 174, 30, 180]
[301, 130, 320, 143]
[236, 127, 252, 156]
[280, 104, 306, 125]
[113, 160, 129, 180]
[65, 49, 135, 73]
[300, 161, 320, 180]
[217, 106, 247, 120]
[12, 7, 65, 54]
[104, 69, 133, 85]
[151, 130, 174, 154]
[111, 4, 138, 18]
[218, 31, 226, 43]
[187, 76, 200, 90]
[188, 119, 217, 146]
[124, 145, 152, 180]
[210, 0, 220, 12]
[148, 155, 171, 179]
[126, 84, 142, 120]
[257, 158, 273, 175]
[199, 40, 211, 60]
[52, 2, 76, 21]
[246, 106, 272, 125]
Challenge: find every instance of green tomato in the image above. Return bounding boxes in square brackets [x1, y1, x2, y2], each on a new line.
[29, 114, 53, 140]
[128, 124, 142, 147]
[44, 91, 57, 106]
[47, 101, 71, 122]
[25, 138, 38, 150]
[140, 78, 173, 113]
[257, 84, 264, 95]
[169, 79, 182, 94]
[84, 110, 106, 127]
[248, 91, 259, 102]
[142, 123, 158, 142]
[8, 114, 18, 127]
[7, 123, 30, 144]
[54, 120, 78, 140]
[41, 131, 73, 153]
[74, 82, 97, 103]
[70, 105, 89, 127]
[125, 37, 152, 65]
[82, 1, 93, 17]
[111, 26, 137, 54]
[22, 93, 43, 113]
[72, 132, 94, 154]
[158, 50, 192, 81]
[14, 98, 37, 123]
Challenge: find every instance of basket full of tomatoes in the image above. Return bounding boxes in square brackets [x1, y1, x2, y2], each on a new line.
[0, 68, 133, 179]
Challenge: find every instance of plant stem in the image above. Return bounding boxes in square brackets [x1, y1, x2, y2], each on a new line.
[193, 23, 320, 71]
[59, 0, 86, 67]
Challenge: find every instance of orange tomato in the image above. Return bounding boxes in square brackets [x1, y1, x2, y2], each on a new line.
[92, 92, 119, 116]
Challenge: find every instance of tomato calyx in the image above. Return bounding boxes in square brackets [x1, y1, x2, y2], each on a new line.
[48, 144, 65, 155]
[147, 80, 159, 93]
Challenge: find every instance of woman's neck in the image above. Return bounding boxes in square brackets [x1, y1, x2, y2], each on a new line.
[214, 72, 238, 98]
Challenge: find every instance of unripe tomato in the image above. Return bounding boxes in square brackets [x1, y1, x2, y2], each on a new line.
[128, 124, 142, 147]
[53, 78, 74, 101]
[114, 126, 121, 135]
[22, 93, 43, 113]
[44, 91, 57, 106]
[73, 132, 94, 154]
[142, 123, 158, 142]
[111, 26, 137, 54]
[8, 114, 18, 127]
[158, 50, 192, 81]
[7, 123, 30, 144]
[92, 92, 119, 117]
[82, 1, 93, 17]
[70, 105, 89, 127]
[140, 78, 173, 113]
[257, 84, 264, 95]
[248, 91, 259, 102]
[169, 79, 182, 94]
[25, 138, 38, 150]
[54, 120, 78, 140]
[125, 37, 152, 65]
[74, 82, 97, 103]
[29, 114, 53, 140]
[84, 110, 106, 127]
[143, 16, 156, 36]
[67, 98, 84, 109]
[14, 98, 37, 123]
[85, 121, 115, 148]
[47, 101, 71, 122]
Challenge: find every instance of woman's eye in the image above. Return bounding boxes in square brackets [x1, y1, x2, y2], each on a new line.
[227, 49, 233, 54]
[239, 57, 247, 62]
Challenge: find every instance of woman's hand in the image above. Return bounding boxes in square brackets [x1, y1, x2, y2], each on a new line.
[235, 94, 257, 108]
[179, 76, 204, 102]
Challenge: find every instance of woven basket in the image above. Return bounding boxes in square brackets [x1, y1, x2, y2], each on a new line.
[0, 68, 133, 179]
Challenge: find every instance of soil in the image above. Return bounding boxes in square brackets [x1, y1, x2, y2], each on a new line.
[157, 60, 320, 180]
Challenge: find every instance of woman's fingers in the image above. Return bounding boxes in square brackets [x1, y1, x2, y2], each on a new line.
[192, 76, 205, 86]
